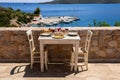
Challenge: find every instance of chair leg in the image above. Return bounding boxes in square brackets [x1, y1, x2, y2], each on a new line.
[84, 55, 86, 66]
[45, 51, 48, 70]
[31, 55, 33, 69]
[70, 52, 74, 71]
[31, 59, 33, 69]
[86, 63, 88, 70]
[31, 63, 33, 69]
[84, 54, 88, 70]
[86, 57, 88, 70]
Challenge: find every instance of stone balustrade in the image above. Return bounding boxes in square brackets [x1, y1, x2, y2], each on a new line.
[0, 27, 120, 62]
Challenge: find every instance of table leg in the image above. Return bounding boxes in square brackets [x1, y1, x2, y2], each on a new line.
[40, 41, 44, 72]
[74, 41, 79, 71]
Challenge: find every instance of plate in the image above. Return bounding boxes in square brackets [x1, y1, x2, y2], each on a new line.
[52, 35, 64, 39]
[68, 32, 78, 36]
[40, 33, 51, 36]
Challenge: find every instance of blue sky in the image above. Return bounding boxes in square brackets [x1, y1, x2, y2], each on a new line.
[0, 0, 53, 3]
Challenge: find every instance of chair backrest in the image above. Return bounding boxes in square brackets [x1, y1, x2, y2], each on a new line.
[84, 30, 93, 53]
[26, 30, 35, 53]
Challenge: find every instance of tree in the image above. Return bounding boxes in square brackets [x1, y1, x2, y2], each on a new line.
[92, 20, 110, 27]
[17, 14, 31, 24]
[99, 21, 110, 27]
[8, 7, 13, 11]
[0, 12, 10, 27]
[34, 7, 40, 15]
[16, 9, 21, 12]
[114, 21, 120, 26]
[88, 23, 92, 27]
[93, 19, 97, 27]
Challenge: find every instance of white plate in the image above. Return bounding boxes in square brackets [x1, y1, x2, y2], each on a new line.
[68, 32, 78, 36]
[40, 33, 51, 36]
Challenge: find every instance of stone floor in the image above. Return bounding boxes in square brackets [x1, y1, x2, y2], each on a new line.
[0, 63, 120, 80]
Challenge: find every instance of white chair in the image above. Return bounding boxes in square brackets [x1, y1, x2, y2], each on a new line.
[26, 30, 48, 70]
[71, 30, 93, 71]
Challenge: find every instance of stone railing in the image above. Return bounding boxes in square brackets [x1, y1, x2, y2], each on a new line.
[0, 27, 120, 62]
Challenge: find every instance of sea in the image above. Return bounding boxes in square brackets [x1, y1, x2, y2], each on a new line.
[0, 3, 120, 27]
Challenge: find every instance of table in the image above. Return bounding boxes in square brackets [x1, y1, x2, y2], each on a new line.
[38, 35, 80, 72]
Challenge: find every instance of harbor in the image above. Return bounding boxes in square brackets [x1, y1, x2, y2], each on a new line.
[31, 15, 80, 27]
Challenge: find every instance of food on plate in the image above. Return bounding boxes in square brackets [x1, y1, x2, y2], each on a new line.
[54, 32, 64, 36]
[52, 32, 64, 39]
[52, 35, 64, 39]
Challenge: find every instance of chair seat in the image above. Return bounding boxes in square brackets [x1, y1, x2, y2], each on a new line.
[73, 47, 87, 55]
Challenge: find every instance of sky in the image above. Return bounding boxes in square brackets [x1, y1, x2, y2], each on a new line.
[0, 0, 53, 3]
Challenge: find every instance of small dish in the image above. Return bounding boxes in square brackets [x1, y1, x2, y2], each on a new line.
[68, 32, 78, 36]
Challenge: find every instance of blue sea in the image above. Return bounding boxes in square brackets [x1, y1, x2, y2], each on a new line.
[0, 3, 120, 27]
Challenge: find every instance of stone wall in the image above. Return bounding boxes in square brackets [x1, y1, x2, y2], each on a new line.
[0, 27, 120, 62]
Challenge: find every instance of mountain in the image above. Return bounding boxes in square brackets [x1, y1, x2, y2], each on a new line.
[45, 0, 120, 4]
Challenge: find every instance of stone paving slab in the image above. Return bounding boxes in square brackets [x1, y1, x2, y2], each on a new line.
[0, 63, 120, 80]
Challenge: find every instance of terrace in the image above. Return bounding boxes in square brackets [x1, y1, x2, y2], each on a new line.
[0, 63, 120, 80]
[0, 27, 120, 79]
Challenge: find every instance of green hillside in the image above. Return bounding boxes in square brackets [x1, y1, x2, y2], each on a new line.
[0, 6, 34, 27]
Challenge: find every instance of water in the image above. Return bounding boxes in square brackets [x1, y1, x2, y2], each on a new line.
[0, 3, 120, 27]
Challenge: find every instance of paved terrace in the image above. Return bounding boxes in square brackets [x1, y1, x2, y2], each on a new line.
[0, 63, 120, 80]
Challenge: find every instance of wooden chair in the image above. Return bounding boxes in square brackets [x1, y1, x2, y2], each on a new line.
[26, 30, 48, 70]
[71, 30, 93, 71]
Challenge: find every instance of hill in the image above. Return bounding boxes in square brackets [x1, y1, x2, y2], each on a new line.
[45, 0, 120, 4]
[0, 6, 34, 27]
